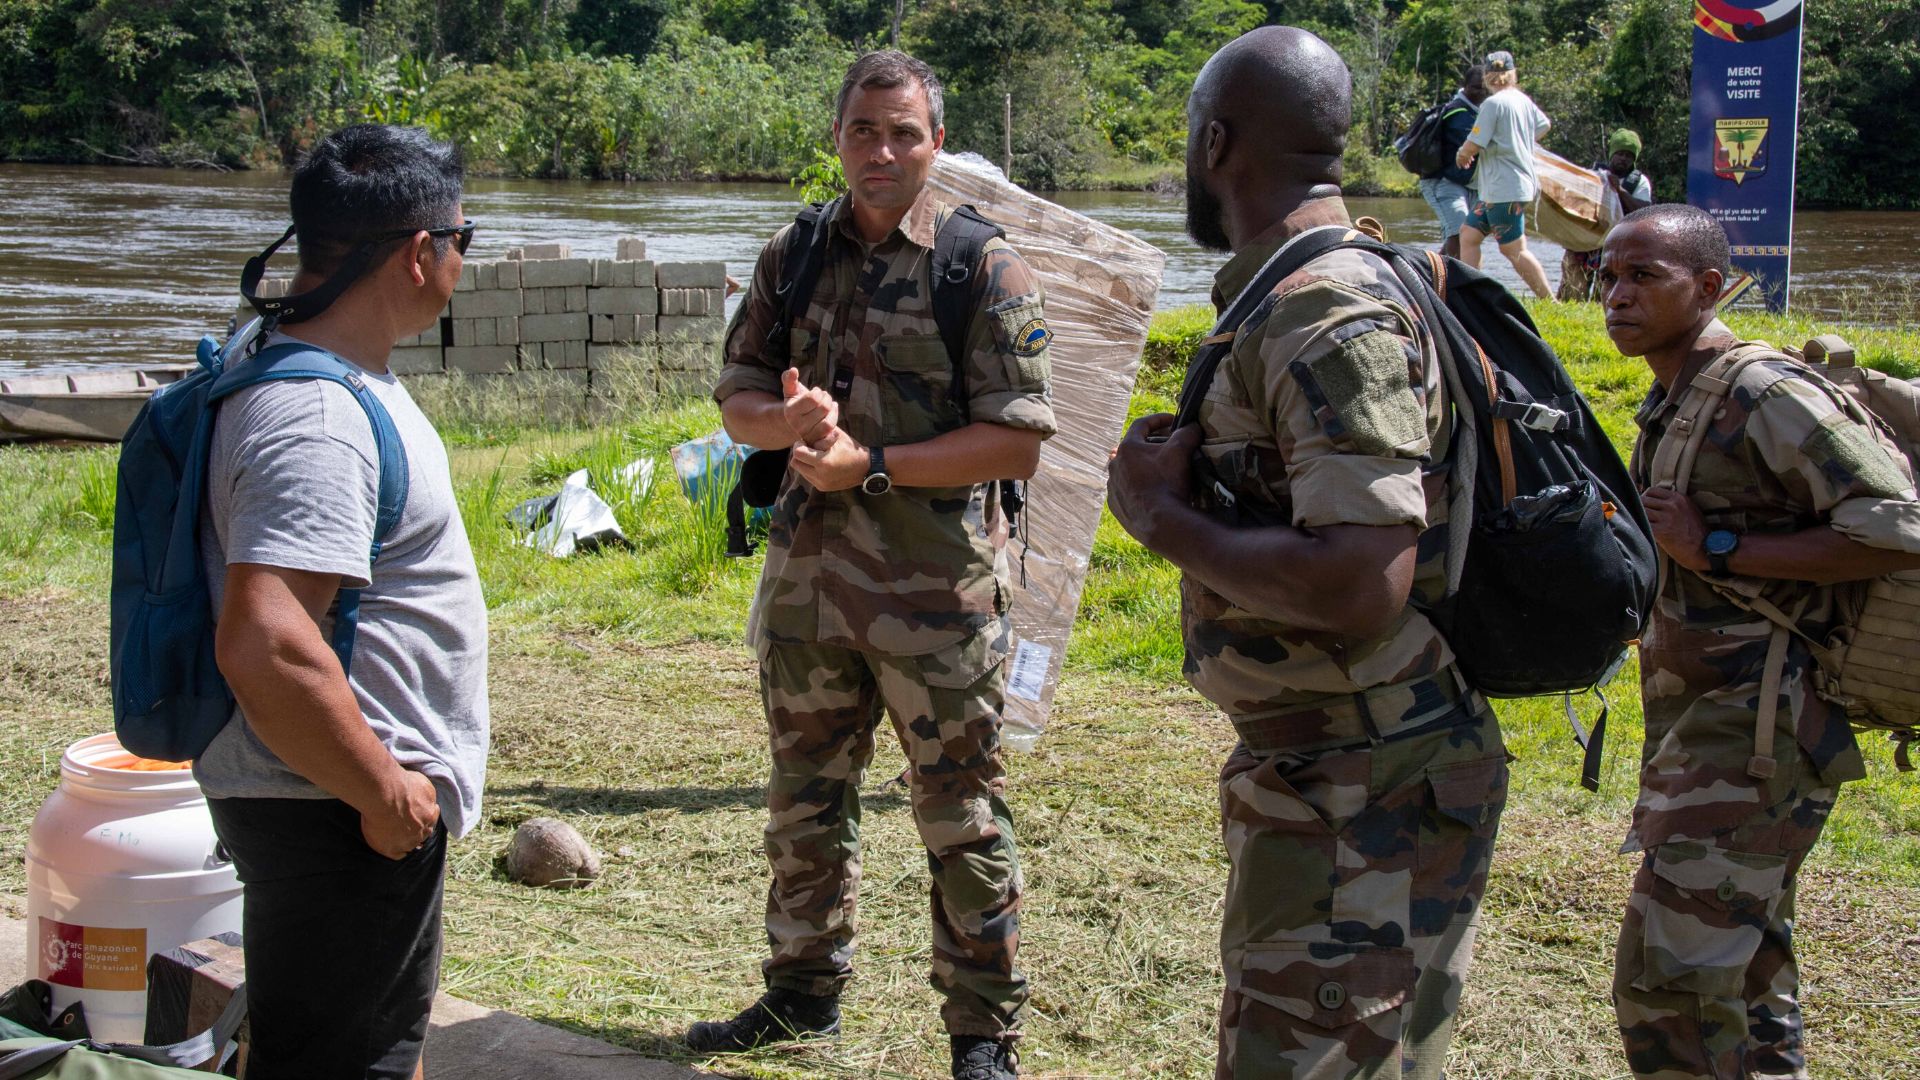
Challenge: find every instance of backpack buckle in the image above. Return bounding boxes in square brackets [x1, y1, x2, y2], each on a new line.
[1494, 399, 1570, 432]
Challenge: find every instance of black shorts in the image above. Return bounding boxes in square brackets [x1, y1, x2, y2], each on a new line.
[207, 797, 447, 1080]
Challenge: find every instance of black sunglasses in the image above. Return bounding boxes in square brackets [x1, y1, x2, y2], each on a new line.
[370, 220, 477, 256]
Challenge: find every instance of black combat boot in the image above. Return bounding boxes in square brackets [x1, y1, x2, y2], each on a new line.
[683, 987, 841, 1053]
[950, 1035, 1018, 1080]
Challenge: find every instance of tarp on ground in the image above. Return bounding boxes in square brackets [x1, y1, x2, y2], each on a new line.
[920, 152, 1166, 749]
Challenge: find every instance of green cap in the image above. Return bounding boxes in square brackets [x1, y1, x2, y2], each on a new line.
[1608, 128, 1643, 157]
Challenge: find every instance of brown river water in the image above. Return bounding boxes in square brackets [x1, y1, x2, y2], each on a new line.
[1, 163, 1915, 373]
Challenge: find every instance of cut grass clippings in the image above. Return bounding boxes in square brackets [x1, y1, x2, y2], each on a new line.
[3, 300, 1920, 1076]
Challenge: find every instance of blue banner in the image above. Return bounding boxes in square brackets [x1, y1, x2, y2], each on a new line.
[1686, 0, 1806, 312]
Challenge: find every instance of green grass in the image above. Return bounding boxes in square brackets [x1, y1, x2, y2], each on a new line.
[4, 300, 1920, 1076]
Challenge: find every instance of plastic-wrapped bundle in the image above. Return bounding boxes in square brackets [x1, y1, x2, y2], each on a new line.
[921, 153, 1167, 749]
[1533, 147, 1622, 253]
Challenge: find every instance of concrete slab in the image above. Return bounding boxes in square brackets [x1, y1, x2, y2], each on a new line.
[0, 912, 699, 1078]
[1, 912, 26, 990]
[426, 995, 698, 1079]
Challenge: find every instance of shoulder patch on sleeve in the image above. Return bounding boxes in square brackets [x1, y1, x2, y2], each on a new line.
[1288, 329, 1428, 457]
[989, 292, 1051, 390]
[1801, 413, 1913, 498]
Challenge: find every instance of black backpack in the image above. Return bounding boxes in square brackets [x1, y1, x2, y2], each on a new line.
[725, 196, 1018, 556]
[1174, 227, 1658, 790]
[1394, 101, 1462, 179]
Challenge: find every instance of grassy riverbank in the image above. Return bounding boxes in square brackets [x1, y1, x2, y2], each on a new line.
[3, 301, 1919, 1077]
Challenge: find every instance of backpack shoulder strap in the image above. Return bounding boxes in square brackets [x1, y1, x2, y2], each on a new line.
[212, 344, 408, 544]
[1647, 342, 1783, 497]
[930, 204, 1006, 420]
[209, 343, 410, 675]
[1173, 225, 1360, 429]
[765, 197, 842, 395]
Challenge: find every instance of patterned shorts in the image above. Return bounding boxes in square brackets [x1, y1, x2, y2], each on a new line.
[1465, 199, 1528, 245]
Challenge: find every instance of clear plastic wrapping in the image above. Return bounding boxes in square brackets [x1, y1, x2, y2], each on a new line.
[1533, 148, 1621, 253]
[923, 153, 1167, 749]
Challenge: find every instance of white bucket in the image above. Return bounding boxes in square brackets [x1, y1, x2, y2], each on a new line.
[24, 733, 243, 1042]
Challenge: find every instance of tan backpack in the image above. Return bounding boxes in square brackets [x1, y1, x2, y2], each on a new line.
[1649, 335, 1920, 772]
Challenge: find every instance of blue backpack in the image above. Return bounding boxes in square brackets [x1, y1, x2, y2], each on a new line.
[110, 327, 409, 762]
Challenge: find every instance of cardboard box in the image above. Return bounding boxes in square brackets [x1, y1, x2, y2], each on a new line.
[144, 932, 249, 1075]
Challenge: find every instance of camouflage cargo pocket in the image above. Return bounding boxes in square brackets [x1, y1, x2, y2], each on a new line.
[914, 620, 1010, 691]
[878, 333, 960, 444]
[1225, 940, 1413, 1079]
[1633, 842, 1789, 998]
[1412, 752, 1507, 937]
[1422, 754, 1508, 840]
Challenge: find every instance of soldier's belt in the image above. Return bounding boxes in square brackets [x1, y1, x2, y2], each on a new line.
[1231, 668, 1483, 757]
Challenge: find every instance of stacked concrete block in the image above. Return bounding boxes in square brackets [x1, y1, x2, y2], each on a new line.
[520, 258, 591, 289]
[521, 312, 590, 344]
[389, 347, 444, 375]
[450, 286, 522, 319]
[652, 263, 726, 345]
[395, 321, 441, 348]
[656, 261, 725, 290]
[520, 339, 589, 370]
[591, 314, 650, 344]
[445, 345, 517, 374]
[657, 314, 727, 341]
[230, 240, 735, 418]
[659, 287, 720, 316]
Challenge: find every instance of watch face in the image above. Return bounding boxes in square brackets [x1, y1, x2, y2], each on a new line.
[1705, 530, 1739, 555]
[862, 472, 892, 495]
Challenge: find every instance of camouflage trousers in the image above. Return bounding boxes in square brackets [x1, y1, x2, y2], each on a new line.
[1216, 704, 1508, 1079]
[757, 638, 1026, 1038]
[1613, 779, 1836, 1079]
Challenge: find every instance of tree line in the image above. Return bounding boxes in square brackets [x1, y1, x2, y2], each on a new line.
[1, 0, 1914, 206]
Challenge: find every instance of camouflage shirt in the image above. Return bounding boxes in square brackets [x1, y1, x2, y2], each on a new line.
[1182, 198, 1458, 722]
[714, 191, 1056, 678]
[1626, 320, 1920, 849]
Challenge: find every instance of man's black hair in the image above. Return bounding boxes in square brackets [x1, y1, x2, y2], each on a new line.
[835, 50, 944, 132]
[1464, 64, 1485, 85]
[1618, 203, 1731, 276]
[290, 124, 464, 276]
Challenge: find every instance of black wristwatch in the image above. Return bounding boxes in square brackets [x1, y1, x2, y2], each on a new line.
[1704, 529, 1740, 576]
[860, 445, 892, 495]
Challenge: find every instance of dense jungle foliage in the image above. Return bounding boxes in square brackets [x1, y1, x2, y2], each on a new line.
[1, 0, 1914, 204]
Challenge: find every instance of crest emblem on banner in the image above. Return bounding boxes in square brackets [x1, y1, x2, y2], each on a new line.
[1714, 119, 1769, 184]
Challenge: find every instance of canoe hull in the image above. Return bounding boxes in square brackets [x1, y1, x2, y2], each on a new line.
[0, 392, 151, 441]
[0, 365, 194, 442]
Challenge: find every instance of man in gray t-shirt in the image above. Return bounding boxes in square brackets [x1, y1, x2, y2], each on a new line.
[198, 124, 485, 1080]
[1456, 50, 1555, 299]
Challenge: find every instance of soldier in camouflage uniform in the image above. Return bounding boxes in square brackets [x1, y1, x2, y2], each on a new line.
[1601, 204, 1920, 1079]
[687, 51, 1054, 1080]
[1108, 28, 1508, 1079]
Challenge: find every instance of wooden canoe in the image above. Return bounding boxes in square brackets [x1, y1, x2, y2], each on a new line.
[0, 365, 196, 442]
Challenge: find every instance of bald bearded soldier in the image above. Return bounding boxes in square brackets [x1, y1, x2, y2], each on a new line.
[1107, 27, 1506, 1080]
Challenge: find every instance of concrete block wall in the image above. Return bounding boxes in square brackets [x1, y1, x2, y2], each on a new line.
[235, 237, 728, 424]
